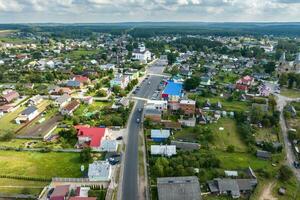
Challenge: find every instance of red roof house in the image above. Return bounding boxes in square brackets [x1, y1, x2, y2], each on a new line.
[73, 75, 90, 85]
[235, 75, 254, 92]
[76, 127, 107, 149]
[50, 185, 70, 200]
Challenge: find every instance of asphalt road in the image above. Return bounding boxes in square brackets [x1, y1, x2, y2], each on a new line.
[275, 94, 300, 181]
[121, 61, 165, 200]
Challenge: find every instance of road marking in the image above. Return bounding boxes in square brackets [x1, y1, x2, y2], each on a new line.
[147, 73, 170, 78]
[131, 97, 150, 101]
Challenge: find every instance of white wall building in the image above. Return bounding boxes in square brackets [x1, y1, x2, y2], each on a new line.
[132, 44, 151, 63]
[88, 161, 112, 181]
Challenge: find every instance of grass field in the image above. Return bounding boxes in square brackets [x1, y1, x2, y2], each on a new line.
[254, 128, 278, 142]
[189, 95, 251, 112]
[62, 49, 100, 60]
[0, 151, 84, 178]
[208, 118, 247, 152]
[281, 88, 300, 98]
[0, 178, 47, 195]
[0, 36, 32, 44]
[215, 150, 274, 171]
[0, 106, 25, 132]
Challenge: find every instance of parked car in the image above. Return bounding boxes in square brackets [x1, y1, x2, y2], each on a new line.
[294, 161, 300, 168]
[136, 118, 140, 123]
[116, 136, 123, 140]
[138, 108, 143, 112]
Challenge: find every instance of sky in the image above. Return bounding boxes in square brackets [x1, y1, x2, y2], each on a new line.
[1, 0, 300, 23]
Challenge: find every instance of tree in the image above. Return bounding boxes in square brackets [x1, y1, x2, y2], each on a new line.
[96, 89, 107, 97]
[80, 147, 92, 162]
[264, 62, 276, 74]
[167, 52, 177, 65]
[279, 73, 288, 86]
[184, 77, 200, 91]
[226, 145, 235, 153]
[279, 165, 293, 181]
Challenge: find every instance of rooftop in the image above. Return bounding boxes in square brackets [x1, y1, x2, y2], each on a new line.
[77, 127, 106, 147]
[162, 81, 183, 96]
[157, 176, 201, 200]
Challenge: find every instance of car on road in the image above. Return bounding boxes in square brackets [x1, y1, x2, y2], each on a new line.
[116, 136, 123, 140]
[148, 81, 151, 85]
[138, 108, 143, 112]
[294, 161, 300, 168]
[136, 118, 140, 123]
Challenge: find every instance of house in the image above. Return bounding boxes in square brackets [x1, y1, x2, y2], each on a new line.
[144, 108, 162, 122]
[76, 126, 107, 150]
[0, 90, 19, 105]
[200, 76, 211, 86]
[82, 96, 93, 105]
[157, 176, 201, 200]
[207, 178, 257, 199]
[110, 74, 130, 89]
[151, 145, 176, 156]
[132, 44, 151, 63]
[0, 104, 15, 113]
[99, 140, 118, 152]
[235, 75, 254, 92]
[55, 94, 72, 108]
[147, 100, 168, 111]
[15, 106, 39, 123]
[256, 150, 271, 159]
[163, 121, 182, 130]
[179, 100, 196, 115]
[258, 84, 271, 97]
[151, 129, 170, 142]
[100, 63, 115, 71]
[88, 161, 112, 181]
[73, 75, 91, 85]
[178, 117, 196, 127]
[170, 140, 200, 151]
[162, 81, 183, 101]
[66, 80, 82, 88]
[50, 185, 70, 200]
[28, 95, 43, 105]
[60, 100, 80, 116]
[50, 86, 72, 95]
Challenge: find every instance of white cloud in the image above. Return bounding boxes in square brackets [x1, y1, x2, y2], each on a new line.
[0, 0, 300, 22]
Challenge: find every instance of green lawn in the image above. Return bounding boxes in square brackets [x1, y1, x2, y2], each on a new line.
[254, 128, 278, 142]
[189, 95, 251, 112]
[0, 106, 25, 132]
[0, 151, 84, 178]
[0, 178, 47, 195]
[62, 49, 100, 60]
[208, 118, 247, 152]
[215, 150, 273, 171]
[281, 88, 300, 98]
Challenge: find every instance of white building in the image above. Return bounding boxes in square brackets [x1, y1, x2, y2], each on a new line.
[99, 140, 118, 152]
[100, 64, 115, 71]
[132, 44, 151, 63]
[146, 100, 168, 111]
[151, 145, 176, 157]
[15, 106, 39, 123]
[110, 74, 130, 89]
[88, 161, 112, 181]
[28, 95, 43, 106]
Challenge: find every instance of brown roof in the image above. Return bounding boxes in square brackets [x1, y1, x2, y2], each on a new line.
[1, 91, 19, 102]
[163, 121, 182, 130]
[50, 185, 70, 198]
[63, 100, 80, 112]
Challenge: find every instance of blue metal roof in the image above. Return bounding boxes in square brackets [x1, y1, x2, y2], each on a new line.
[163, 81, 183, 96]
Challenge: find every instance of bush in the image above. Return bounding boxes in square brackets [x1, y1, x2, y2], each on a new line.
[226, 145, 235, 153]
[0, 131, 13, 141]
[279, 165, 293, 181]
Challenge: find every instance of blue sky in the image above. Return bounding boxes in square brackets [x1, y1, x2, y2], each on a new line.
[1, 0, 300, 23]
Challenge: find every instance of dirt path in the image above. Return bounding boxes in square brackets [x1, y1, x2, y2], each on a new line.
[259, 182, 277, 200]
